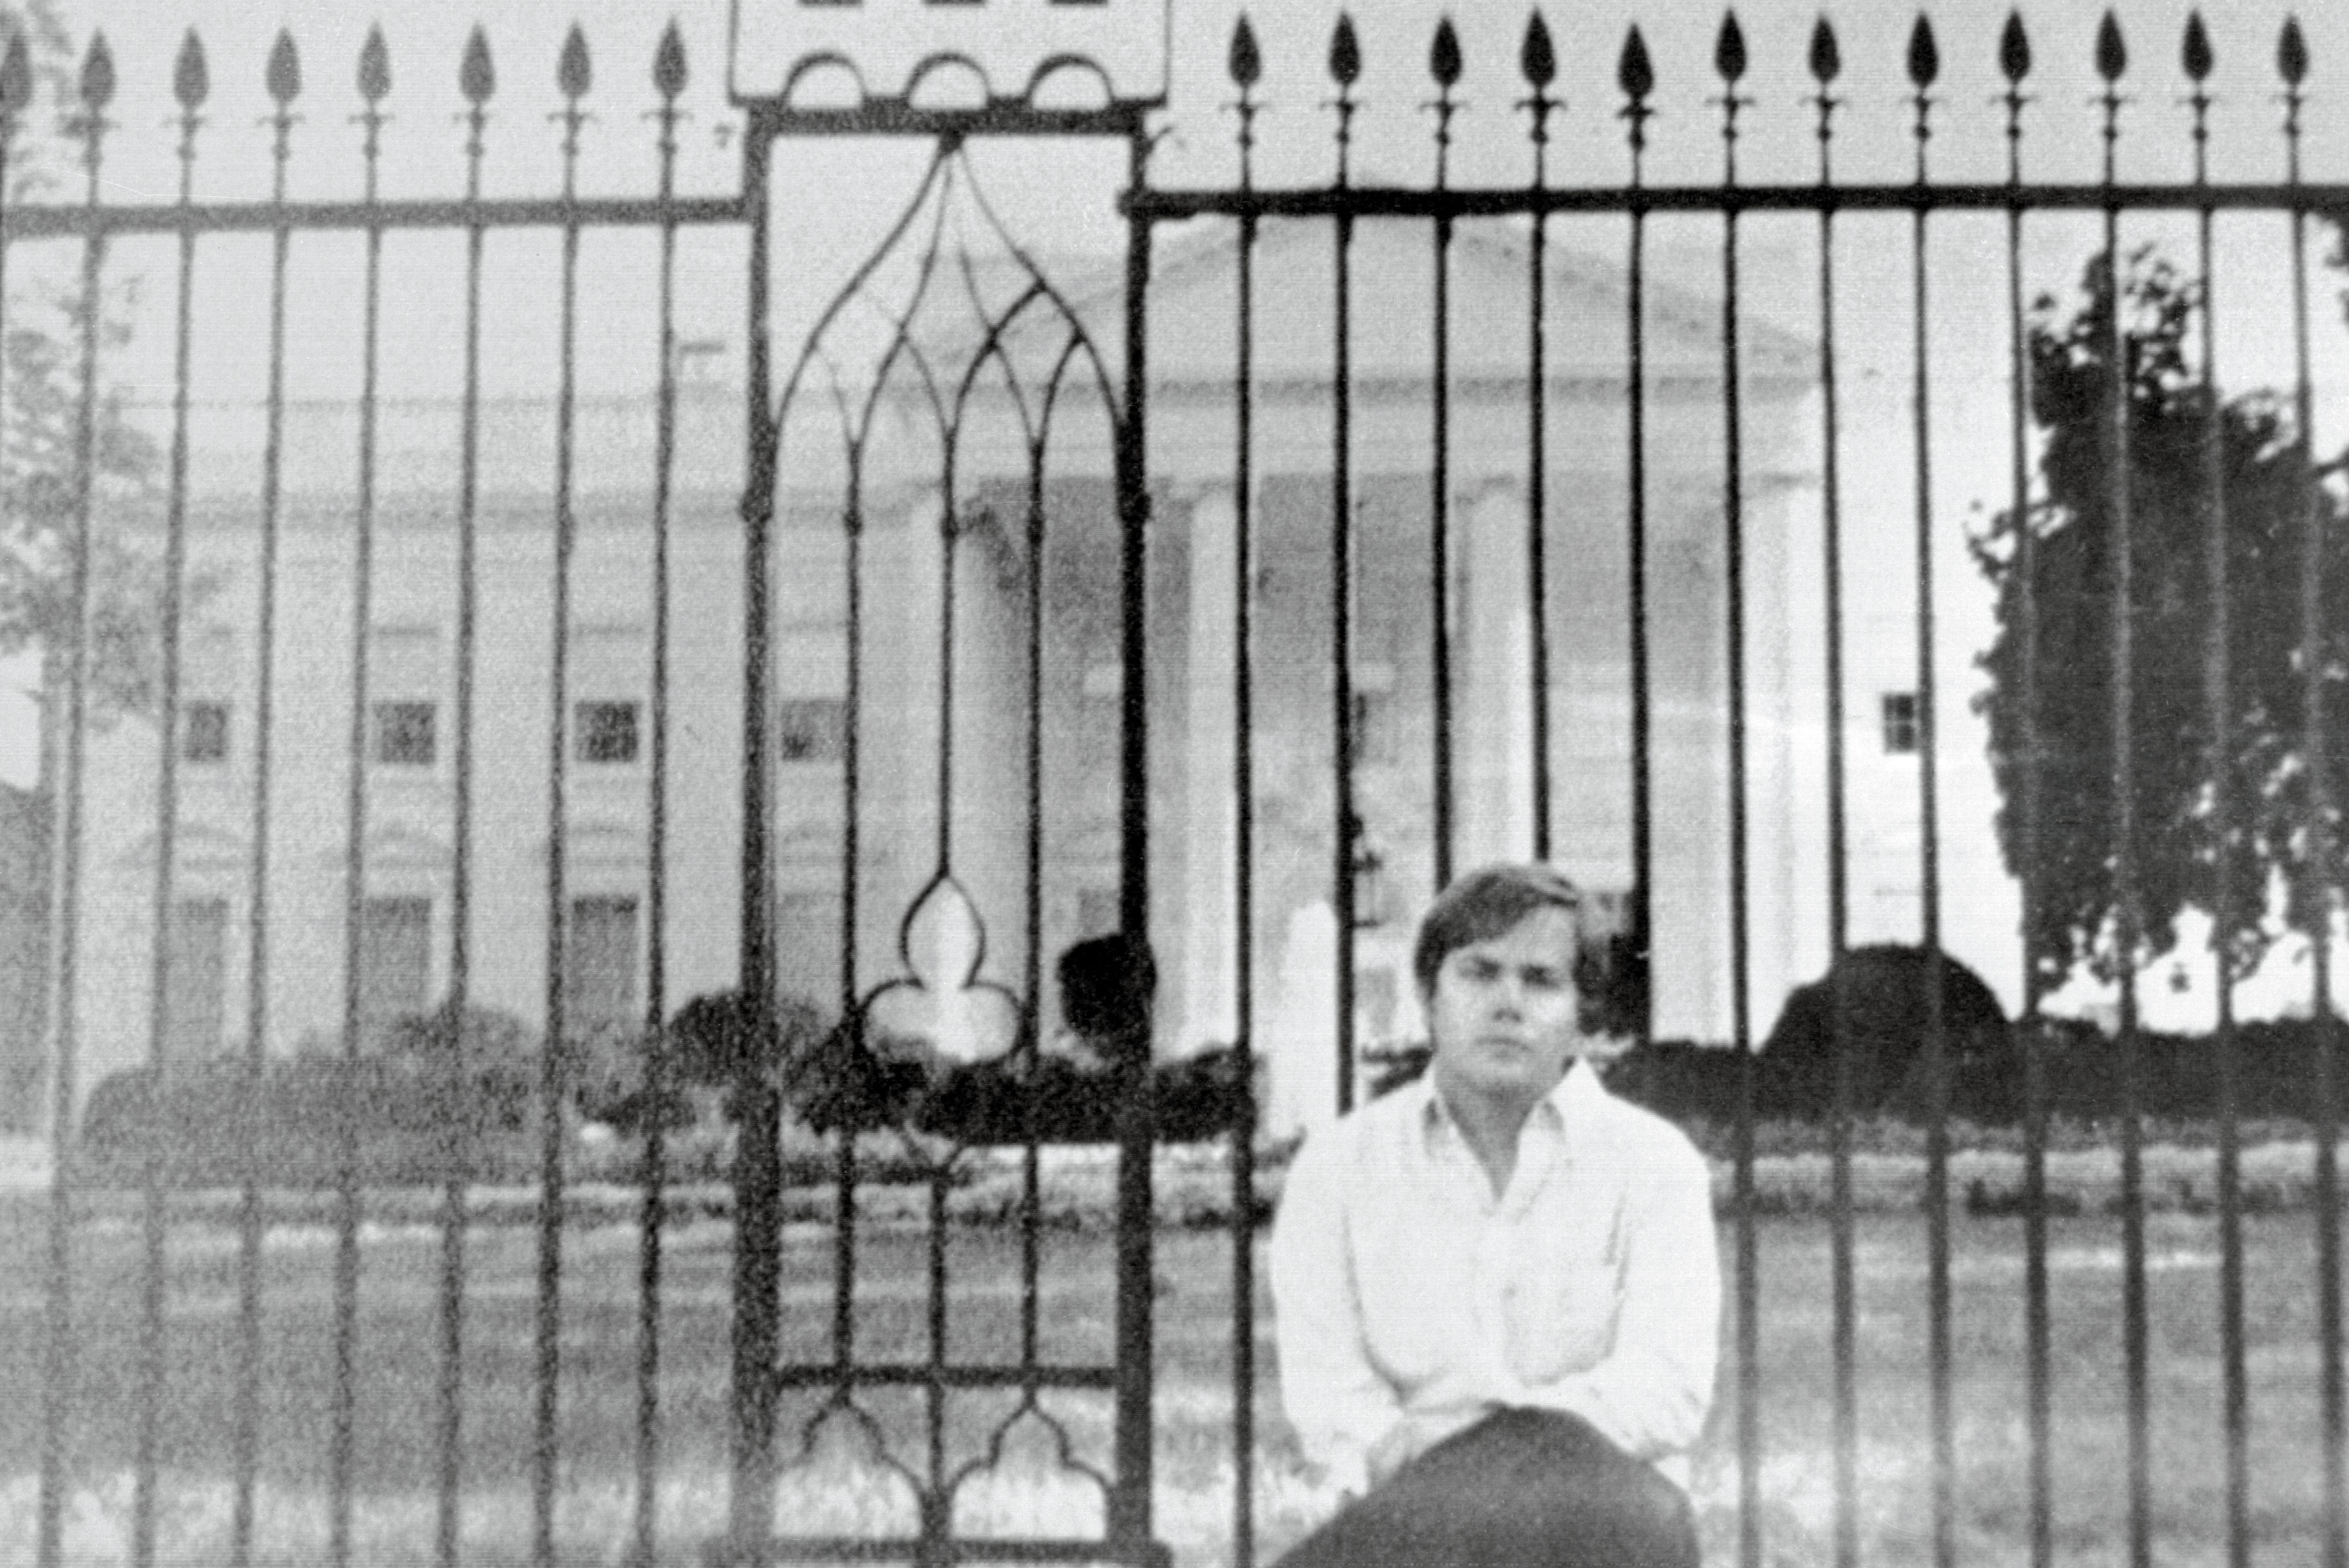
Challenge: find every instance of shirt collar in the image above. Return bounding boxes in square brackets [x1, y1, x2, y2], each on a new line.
[1417, 1054, 1600, 1148]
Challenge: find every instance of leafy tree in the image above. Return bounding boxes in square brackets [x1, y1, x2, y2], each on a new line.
[1970, 248, 2347, 992]
[0, 2, 166, 1133]
[0, 3, 182, 775]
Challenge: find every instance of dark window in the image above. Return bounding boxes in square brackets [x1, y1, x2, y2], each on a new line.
[373, 701, 437, 767]
[165, 898, 228, 1061]
[576, 700, 640, 765]
[181, 702, 229, 765]
[777, 698, 848, 763]
[566, 896, 641, 1028]
[1881, 692, 1920, 756]
[360, 897, 432, 1024]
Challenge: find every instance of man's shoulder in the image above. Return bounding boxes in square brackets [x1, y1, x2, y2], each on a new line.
[1583, 1069, 1711, 1175]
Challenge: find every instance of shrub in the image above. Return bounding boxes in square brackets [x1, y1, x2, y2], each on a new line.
[566, 1015, 702, 1134]
[77, 1052, 540, 1188]
[1756, 946, 2016, 1123]
[665, 989, 832, 1090]
[2027, 1014, 2346, 1123]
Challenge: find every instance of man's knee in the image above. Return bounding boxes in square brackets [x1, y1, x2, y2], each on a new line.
[1601, 1475, 1698, 1568]
[1507, 1411, 1698, 1567]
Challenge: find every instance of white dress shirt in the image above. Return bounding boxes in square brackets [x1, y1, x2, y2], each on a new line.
[1268, 1057, 1720, 1497]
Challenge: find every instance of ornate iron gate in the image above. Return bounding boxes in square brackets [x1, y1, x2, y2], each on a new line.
[721, 10, 1169, 1565]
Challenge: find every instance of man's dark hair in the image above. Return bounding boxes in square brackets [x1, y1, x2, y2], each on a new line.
[1410, 863, 1643, 1039]
[1410, 863, 1585, 997]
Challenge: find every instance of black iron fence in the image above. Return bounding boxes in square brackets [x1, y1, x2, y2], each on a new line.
[0, 5, 2343, 1568]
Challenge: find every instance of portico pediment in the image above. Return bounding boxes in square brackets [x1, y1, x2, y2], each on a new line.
[1131, 215, 1811, 394]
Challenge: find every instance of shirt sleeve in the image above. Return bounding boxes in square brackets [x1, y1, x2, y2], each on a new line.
[1498, 1132, 1720, 1461]
[1268, 1124, 1406, 1494]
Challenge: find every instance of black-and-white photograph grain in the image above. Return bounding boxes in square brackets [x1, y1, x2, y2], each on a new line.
[1, 1, 2345, 1563]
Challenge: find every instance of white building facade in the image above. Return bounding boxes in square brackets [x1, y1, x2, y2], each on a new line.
[49, 207, 2018, 1139]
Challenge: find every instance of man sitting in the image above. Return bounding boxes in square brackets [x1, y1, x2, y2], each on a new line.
[1269, 863, 1718, 1567]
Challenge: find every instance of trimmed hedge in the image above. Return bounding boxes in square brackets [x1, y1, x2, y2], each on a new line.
[1603, 1017, 2346, 1127]
[77, 1054, 539, 1188]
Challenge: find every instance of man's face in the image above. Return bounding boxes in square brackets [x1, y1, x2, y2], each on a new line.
[1424, 905, 1582, 1106]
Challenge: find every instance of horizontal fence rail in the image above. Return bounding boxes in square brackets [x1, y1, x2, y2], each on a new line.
[0, 6, 2342, 1568]
[1130, 184, 2349, 217]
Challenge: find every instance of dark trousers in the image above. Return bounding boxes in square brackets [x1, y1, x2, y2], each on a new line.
[1272, 1409, 1700, 1568]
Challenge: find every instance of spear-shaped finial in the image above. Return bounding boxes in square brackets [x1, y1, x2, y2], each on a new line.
[2096, 10, 2128, 83]
[557, 24, 590, 101]
[2000, 10, 2032, 84]
[1328, 12, 1362, 88]
[357, 26, 390, 104]
[266, 29, 300, 106]
[1431, 15, 1463, 89]
[173, 29, 209, 112]
[1619, 24, 1654, 101]
[2183, 11, 2214, 82]
[1617, 24, 1654, 160]
[2278, 15, 2308, 88]
[1809, 16, 1842, 85]
[1908, 14, 1941, 89]
[1228, 14, 1261, 88]
[79, 31, 115, 113]
[653, 19, 687, 100]
[1715, 10, 1748, 84]
[1522, 10, 1557, 90]
[1328, 12, 1360, 183]
[460, 24, 495, 106]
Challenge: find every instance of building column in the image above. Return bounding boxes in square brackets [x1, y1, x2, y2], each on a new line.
[1462, 479, 1535, 869]
[1179, 484, 1239, 1052]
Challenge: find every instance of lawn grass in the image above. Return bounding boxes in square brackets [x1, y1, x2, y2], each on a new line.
[2, 1196, 2343, 1565]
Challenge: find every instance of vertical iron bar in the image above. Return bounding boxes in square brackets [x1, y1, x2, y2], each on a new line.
[934, 217, 961, 876]
[927, 1173, 950, 1549]
[633, 31, 687, 1567]
[534, 63, 587, 1568]
[1716, 37, 1761, 1568]
[438, 58, 482, 1567]
[1229, 60, 1261, 1568]
[34, 48, 108, 1568]
[1622, 40, 1654, 1052]
[130, 67, 202, 1568]
[2188, 42, 2250, 1568]
[834, 486, 862, 1384]
[1021, 444, 1045, 1378]
[1807, 43, 1858, 1568]
[2285, 55, 2348, 1568]
[232, 48, 297, 1568]
[1111, 114, 1155, 1556]
[729, 106, 782, 1560]
[1907, 46, 1956, 1568]
[2000, 28, 2055, 1568]
[1430, 78, 1455, 890]
[331, 55, 392, 1568]
[1524, 73, 1553, 863]
[2097, 48, 2153, 1568]
[1330, 61, 1357, 1117]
